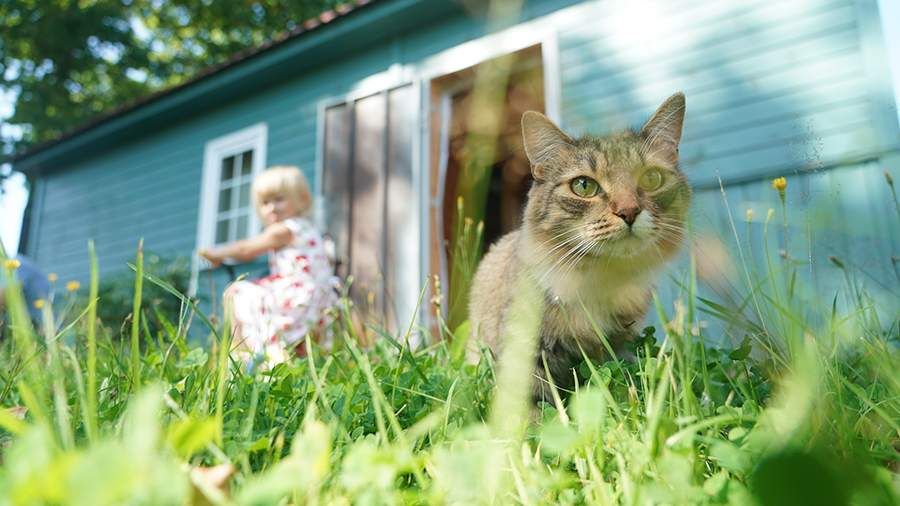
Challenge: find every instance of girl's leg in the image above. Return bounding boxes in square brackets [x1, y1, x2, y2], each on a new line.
[225, 281, 273, 367]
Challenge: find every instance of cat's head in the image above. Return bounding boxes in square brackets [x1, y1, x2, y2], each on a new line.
[521, 92, 691, 267]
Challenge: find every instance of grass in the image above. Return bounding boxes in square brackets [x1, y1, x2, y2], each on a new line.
[0, 211, 898, 505]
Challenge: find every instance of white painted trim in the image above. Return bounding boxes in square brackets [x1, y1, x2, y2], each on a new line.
[408, 78, 425, 344]
[314, 100, 327, 231]
[878, 0, 900, 126]
[190, 122, 268, 296]
[542, 29, 563, 125]
[414, 10, 569, 88]
[416, 78, 432, 334]
[435, 92, 453, 312]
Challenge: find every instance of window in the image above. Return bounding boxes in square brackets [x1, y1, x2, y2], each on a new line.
[319, 85, 417, 331]
[196, 123, 267, 251]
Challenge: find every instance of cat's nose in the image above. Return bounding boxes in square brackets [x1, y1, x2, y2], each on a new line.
[614, 207, 641, 227]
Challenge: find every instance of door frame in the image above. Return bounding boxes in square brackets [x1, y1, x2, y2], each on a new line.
[313, 17, 565, 337]
[416, 27, 562, 330]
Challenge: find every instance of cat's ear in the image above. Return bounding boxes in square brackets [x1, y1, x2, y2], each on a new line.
[640, 92, 685, 163]
[522, 111, 574, 180]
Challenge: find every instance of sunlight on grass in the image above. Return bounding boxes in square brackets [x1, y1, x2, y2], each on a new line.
[1, 185, 898, 504]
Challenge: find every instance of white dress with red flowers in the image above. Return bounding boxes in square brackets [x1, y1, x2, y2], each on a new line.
[228, 217, 339, 368]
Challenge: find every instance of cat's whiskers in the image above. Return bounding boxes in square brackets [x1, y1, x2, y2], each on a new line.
[555, 247, 588, 286]
[653, 220, 691, 243]
[535, 233, 585, 267]
[653, 221, 687, 236]
[538, 236, 592, 285]
[560, 239, 595, 277]
[535, 227, 578, 249]
[535, 236, 581, 273]
[527, 230, 582, 275]
[569, 237, 606, 276]
[533, 221, 605, 269]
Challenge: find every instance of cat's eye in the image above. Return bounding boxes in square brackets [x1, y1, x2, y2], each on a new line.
[570, 176, 600, 198]
[639, 168, 665, 191]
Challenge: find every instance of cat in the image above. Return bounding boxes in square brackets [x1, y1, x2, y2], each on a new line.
[467, 92, 690, 403]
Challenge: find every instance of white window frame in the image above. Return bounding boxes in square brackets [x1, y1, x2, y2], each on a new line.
[190, 123, 267, 295]
[196, 123, 268, 250]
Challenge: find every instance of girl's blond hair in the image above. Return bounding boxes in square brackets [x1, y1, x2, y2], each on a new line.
[252, 166, 312, 218]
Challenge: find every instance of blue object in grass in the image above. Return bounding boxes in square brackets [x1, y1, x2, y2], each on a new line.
[1, 255, 50, 322]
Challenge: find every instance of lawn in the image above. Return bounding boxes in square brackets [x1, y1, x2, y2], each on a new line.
[0, 216, 897, 505]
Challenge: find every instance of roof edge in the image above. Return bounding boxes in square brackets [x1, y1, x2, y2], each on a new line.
[13, 0, 433, 172]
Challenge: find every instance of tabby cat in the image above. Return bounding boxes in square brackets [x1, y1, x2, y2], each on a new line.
[467, 92, 690, 402]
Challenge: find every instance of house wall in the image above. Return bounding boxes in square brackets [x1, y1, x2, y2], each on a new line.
[24, 0, 899, 326]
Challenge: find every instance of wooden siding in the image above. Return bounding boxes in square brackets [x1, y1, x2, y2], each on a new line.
[557, 0, 899, 188]
[23, 0, 898, 326]
[26, 41, 398, 283]
[653, 160, 900, 342]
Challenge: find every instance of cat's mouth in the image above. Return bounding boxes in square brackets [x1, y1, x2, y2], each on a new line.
[583, 225, 656, 258]
[606, 234, 650, 257]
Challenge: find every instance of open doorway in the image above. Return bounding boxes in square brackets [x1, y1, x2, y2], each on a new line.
[429, 44, 545, 328]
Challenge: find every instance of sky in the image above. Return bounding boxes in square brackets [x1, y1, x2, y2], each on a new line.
[1, 0, 900, 255]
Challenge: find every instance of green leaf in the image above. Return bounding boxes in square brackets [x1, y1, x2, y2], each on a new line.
[247, 436, 270, 453]
[571, 388, 606, 434]
[728, 336, 752, 361]
[539, 422, 579, 457]
[709, 441, 752, 474]
[166, 417, 218, 458]
[175, 347, 208, 369]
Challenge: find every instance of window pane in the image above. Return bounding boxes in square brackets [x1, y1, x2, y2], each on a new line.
[238, 182, 251, 208]
[241, 151, 253, 176]
[236, 214, 249, 240]
[323, 104, 351, 276]
[350, 92, 386, 318]
[386, 85, 415, 331]
[221, 156, 235, 181]
[218, 187, 232, 213]
[215, 219, 229, 244]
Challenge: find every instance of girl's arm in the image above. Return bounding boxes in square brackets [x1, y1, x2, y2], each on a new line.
[199, 223, 293, 266]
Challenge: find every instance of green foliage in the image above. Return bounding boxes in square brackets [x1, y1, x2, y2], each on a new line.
[91, 253, 189, 336]
[0, 0, 343, 156]
[0, 224, 898, 504]
[447, 197, 485, 332]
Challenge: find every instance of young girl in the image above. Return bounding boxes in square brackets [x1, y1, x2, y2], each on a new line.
[199, 166, 339, 370]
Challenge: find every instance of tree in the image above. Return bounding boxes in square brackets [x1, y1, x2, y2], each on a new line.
[0, 0, 342, 160]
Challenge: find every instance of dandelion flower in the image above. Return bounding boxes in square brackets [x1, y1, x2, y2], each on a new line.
[66, 280, 81, 292]
[3, 259, 21, 270]
[771, 177, 787, 192]
[47, 272, 58, 282]
[33, 299, 45, 309]
[745, 209, 754, 222]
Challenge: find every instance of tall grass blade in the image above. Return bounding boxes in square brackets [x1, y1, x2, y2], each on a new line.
[85, 240, 99, 442]
[130, 239, 144, 388]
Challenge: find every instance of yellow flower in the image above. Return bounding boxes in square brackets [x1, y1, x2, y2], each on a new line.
[33, 299, 46, 309]
[771, 177, 787, 192]
[745, 209, 754, 222]
[66, 280, 81, 292]
[3, 259, 21, 270]
[47, 272, 58, 282]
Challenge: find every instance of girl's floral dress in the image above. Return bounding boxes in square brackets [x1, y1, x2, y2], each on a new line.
[228, 217, 339, 369]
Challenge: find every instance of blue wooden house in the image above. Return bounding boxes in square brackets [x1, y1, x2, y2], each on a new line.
[12, 0, 900, 332]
